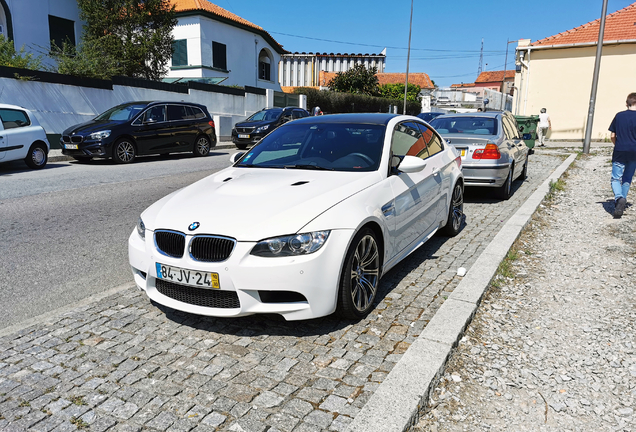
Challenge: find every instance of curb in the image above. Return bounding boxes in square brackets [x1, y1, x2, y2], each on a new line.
[48, 144, 239, 162]
[346, 153, 577, 432]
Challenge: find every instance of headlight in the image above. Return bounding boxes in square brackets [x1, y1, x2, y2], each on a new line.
[251, 231, 330, 257]
[136, 217, 145, 239]
[254, 125, 270, 134]
[89, 130, 111, 140]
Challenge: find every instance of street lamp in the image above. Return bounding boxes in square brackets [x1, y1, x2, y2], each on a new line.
[403, 0, 414, 115]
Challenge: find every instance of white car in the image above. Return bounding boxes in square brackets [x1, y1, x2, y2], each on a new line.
[129, 114, 464, 321]
[0, 104, 50, 169]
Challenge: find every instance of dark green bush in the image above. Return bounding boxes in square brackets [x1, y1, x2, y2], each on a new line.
[294, 87, 421, 116]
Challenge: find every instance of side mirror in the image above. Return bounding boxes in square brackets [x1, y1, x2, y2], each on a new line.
[398, 155, 427, 173]
[230, 152, 245, 163]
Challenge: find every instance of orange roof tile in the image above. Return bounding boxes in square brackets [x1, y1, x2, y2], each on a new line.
[533, 2, 636, 47]
[451, 83, 476, 88]
[475, 70, 515, 83]
[169, 0, 286, 53]
[377, 73, 434, 89]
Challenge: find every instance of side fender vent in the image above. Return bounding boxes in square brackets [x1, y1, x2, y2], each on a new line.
[223, 177, 232, 182]
[291, 181, 309, 186]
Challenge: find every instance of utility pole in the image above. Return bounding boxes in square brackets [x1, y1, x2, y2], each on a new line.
[477, 38, 484, 77]
[403, 0, 414, 115]
[583, 0, 609, 154]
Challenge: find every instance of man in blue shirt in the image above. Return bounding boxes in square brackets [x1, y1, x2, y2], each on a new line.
[608, 92, 636, 218]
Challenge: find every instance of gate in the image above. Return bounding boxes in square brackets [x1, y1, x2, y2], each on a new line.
[274, 91, 300, 108]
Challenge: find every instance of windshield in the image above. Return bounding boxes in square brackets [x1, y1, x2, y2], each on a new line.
[236, 122, 386, 172]
[95, 104, 147, 121]
[246, 109, 283, 122]
[430, 116, 498, 136]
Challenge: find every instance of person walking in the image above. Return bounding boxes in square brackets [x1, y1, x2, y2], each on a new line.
[608, 92, 636, 218]
[537, 108, 551, 147]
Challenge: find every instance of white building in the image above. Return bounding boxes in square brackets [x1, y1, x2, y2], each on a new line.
[168, 0, 286, 91]
[0, 0, 81, 65]
[279, 50, 386, 88]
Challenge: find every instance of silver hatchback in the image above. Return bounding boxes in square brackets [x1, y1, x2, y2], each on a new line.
[430, 111, 529, 200]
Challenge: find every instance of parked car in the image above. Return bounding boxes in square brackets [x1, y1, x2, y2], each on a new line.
[60, 101, 216, 164]
[430, 111, 529, 200]
[231, 107, 310, 150]
[417, 112, 445, 123]
[0, 103, 50, 169]
[129, 114, 464, 321]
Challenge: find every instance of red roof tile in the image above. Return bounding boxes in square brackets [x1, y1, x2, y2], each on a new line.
[475, 70, 515, 83]
[169, 0, 285, 52]
[533, 2, 636, 46]
[377, 73, 434, 89]
[451, 83, 475, 88]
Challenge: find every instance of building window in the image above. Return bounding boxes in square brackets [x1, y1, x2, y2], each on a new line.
[212, 42, 227, 70]
[172, 39, 187, 66]
[49, 15, 75, 48]
[259, 49, 271, 81]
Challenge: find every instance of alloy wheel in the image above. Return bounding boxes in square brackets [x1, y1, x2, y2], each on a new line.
[450, 184, 464, 232]
[196, 137, 210, 156]
[350, 235, 380, 313]
[116, 141, 135, 163]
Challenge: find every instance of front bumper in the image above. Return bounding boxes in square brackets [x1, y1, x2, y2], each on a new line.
[60, 138, 112, 158]
[128, 228, 355, 321]
[462, 163, 510, 187]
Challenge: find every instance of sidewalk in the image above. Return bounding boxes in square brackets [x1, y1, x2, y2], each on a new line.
[0, 149, 591, 431]
[413, 148, 636, 431]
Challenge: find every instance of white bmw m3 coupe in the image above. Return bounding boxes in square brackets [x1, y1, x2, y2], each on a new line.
[129, 114, 464, 321]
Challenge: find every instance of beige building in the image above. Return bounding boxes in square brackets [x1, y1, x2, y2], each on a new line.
[514, 2, 636, 140]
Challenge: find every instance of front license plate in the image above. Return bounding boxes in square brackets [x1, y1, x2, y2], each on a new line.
[238, 134, 250, 139]
[64, 144, 79, 150]
[155, 263, 220, 289]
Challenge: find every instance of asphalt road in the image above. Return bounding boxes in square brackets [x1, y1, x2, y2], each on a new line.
[0, 150, 234, 329]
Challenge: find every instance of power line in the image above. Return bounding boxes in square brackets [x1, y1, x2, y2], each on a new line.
[270, 31, 506, 54]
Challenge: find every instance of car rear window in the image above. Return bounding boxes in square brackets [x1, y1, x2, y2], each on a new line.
[236, 122, 386, 172]
[0, 109, 30, 129]
[431, 117, 498, 136]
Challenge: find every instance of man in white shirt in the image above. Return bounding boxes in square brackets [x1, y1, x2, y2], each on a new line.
[537, 108, 551, 147]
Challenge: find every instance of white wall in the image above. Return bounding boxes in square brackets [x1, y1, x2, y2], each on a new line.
[4, 0, 81, 66]
[0, 77, 268, 141]
[168, 15, 282, 91]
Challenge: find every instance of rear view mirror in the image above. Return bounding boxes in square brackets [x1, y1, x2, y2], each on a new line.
[398, 155, 427, 173]
[230, 152, 245, 163]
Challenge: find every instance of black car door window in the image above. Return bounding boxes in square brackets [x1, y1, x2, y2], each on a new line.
[415, 122, 444, 157]
[391, 122, 429, 162]
[141, 106, 166, 124]
[167, 105, 189, 122]
[0, 109, 30, 129]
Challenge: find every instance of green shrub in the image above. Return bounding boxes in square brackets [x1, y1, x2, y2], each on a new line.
[294, 87, 420, 116]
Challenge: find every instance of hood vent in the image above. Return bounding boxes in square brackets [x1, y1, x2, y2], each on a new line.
[291, 181, 309, 186]
[223, 177, 232, 182]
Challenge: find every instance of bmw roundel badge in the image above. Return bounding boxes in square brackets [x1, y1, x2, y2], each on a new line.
[188, 222, 200, 231]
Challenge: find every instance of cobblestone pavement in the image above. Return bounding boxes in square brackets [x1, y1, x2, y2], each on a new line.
[413, 150, 636, 431]
[0, 152, 565, 432]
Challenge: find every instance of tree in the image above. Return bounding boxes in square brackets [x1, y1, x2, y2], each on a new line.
[0, 35, 42, 70]
[76, 0, 177, 80]
[379, 83, 422, 103]
[50, 40, 122, 80]
[328, 64, 379, 96]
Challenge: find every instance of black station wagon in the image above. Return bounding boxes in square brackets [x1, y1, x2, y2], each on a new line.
[61, 101, 216, 163]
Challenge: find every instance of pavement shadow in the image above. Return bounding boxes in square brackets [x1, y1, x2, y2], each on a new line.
[153, 217, 465, 337]
[0, 161, 68, 175]
[463, 178, 524, 204]
[68, 150, 231, 166]
[598, 198, 631, 216]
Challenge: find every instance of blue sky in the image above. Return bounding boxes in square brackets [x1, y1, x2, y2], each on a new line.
[215, 0, 634, 87]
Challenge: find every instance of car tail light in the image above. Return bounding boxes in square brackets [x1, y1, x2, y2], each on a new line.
[208, 120, 215, 128]
[455, 155, 462, 169]
[472, 143, 500, 159]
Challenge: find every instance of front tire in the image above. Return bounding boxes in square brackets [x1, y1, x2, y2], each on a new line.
[496, 166, 513, 200]
[336, 228, 381, 320]
[112, 139, 136, 164]
[24, 143, 48, 169]
[193, 136, 211, 157]
[442, 182, 464, 236]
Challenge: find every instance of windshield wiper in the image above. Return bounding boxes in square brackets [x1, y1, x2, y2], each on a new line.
[283, 164, 333, 171]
